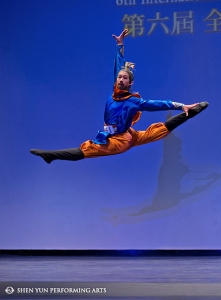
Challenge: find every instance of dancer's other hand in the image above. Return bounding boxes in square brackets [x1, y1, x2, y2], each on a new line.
[183, 103, 199, 116]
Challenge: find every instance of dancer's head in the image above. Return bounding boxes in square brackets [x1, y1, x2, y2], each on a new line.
[116, 61, 135, 90]
[116, 70, 134, 90]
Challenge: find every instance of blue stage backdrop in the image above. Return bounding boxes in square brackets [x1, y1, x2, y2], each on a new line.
[0, 0, 221, 250]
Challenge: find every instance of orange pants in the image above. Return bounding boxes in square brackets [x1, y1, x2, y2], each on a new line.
[80, 122, 169, 158]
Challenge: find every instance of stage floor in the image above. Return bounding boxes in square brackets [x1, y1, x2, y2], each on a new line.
[1, 255, 221, 299]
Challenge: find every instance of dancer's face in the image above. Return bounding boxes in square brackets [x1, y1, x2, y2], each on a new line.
[117, 71, 133, 90]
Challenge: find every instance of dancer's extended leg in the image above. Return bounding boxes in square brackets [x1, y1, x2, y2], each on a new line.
[30, 148, 84, 164]
[30, 130, 134, 163]
[130, 102, 208, 148]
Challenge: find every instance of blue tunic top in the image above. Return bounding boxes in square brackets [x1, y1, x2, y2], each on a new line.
[93, 45, 183, 145]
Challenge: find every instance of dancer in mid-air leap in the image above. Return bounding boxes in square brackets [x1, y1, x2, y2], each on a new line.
[30, 29, 208, 164]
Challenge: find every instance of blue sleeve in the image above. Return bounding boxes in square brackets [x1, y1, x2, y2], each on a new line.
[129, 97, 184, 111]
[113, 44, 126, 84]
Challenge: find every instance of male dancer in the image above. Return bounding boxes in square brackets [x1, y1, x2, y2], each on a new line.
[30, 29, 208, 164]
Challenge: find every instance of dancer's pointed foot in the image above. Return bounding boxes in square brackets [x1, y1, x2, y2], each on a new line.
[30, 149, 53, 164]
[188, 101, 209, 118]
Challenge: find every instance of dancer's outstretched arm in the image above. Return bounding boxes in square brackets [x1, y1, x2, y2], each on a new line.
[130, 96, 199, 115]
[112, 29, 129, 84]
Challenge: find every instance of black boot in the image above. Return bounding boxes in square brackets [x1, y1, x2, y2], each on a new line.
[30, 148, 84, 164]
[165, 101, 209, 132]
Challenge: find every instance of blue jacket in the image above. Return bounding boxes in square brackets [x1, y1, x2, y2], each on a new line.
[93, 44, 182, 144]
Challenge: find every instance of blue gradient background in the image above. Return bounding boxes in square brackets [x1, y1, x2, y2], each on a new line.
[0, 0, 221, 249]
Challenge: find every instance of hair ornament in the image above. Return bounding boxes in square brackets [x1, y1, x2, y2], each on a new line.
[122, 61, 135, 72]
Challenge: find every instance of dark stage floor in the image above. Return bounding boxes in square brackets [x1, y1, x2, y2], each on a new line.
[1, 255, 221, 299]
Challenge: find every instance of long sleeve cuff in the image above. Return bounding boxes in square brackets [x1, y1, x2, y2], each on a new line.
[172, 102, 184, 110]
